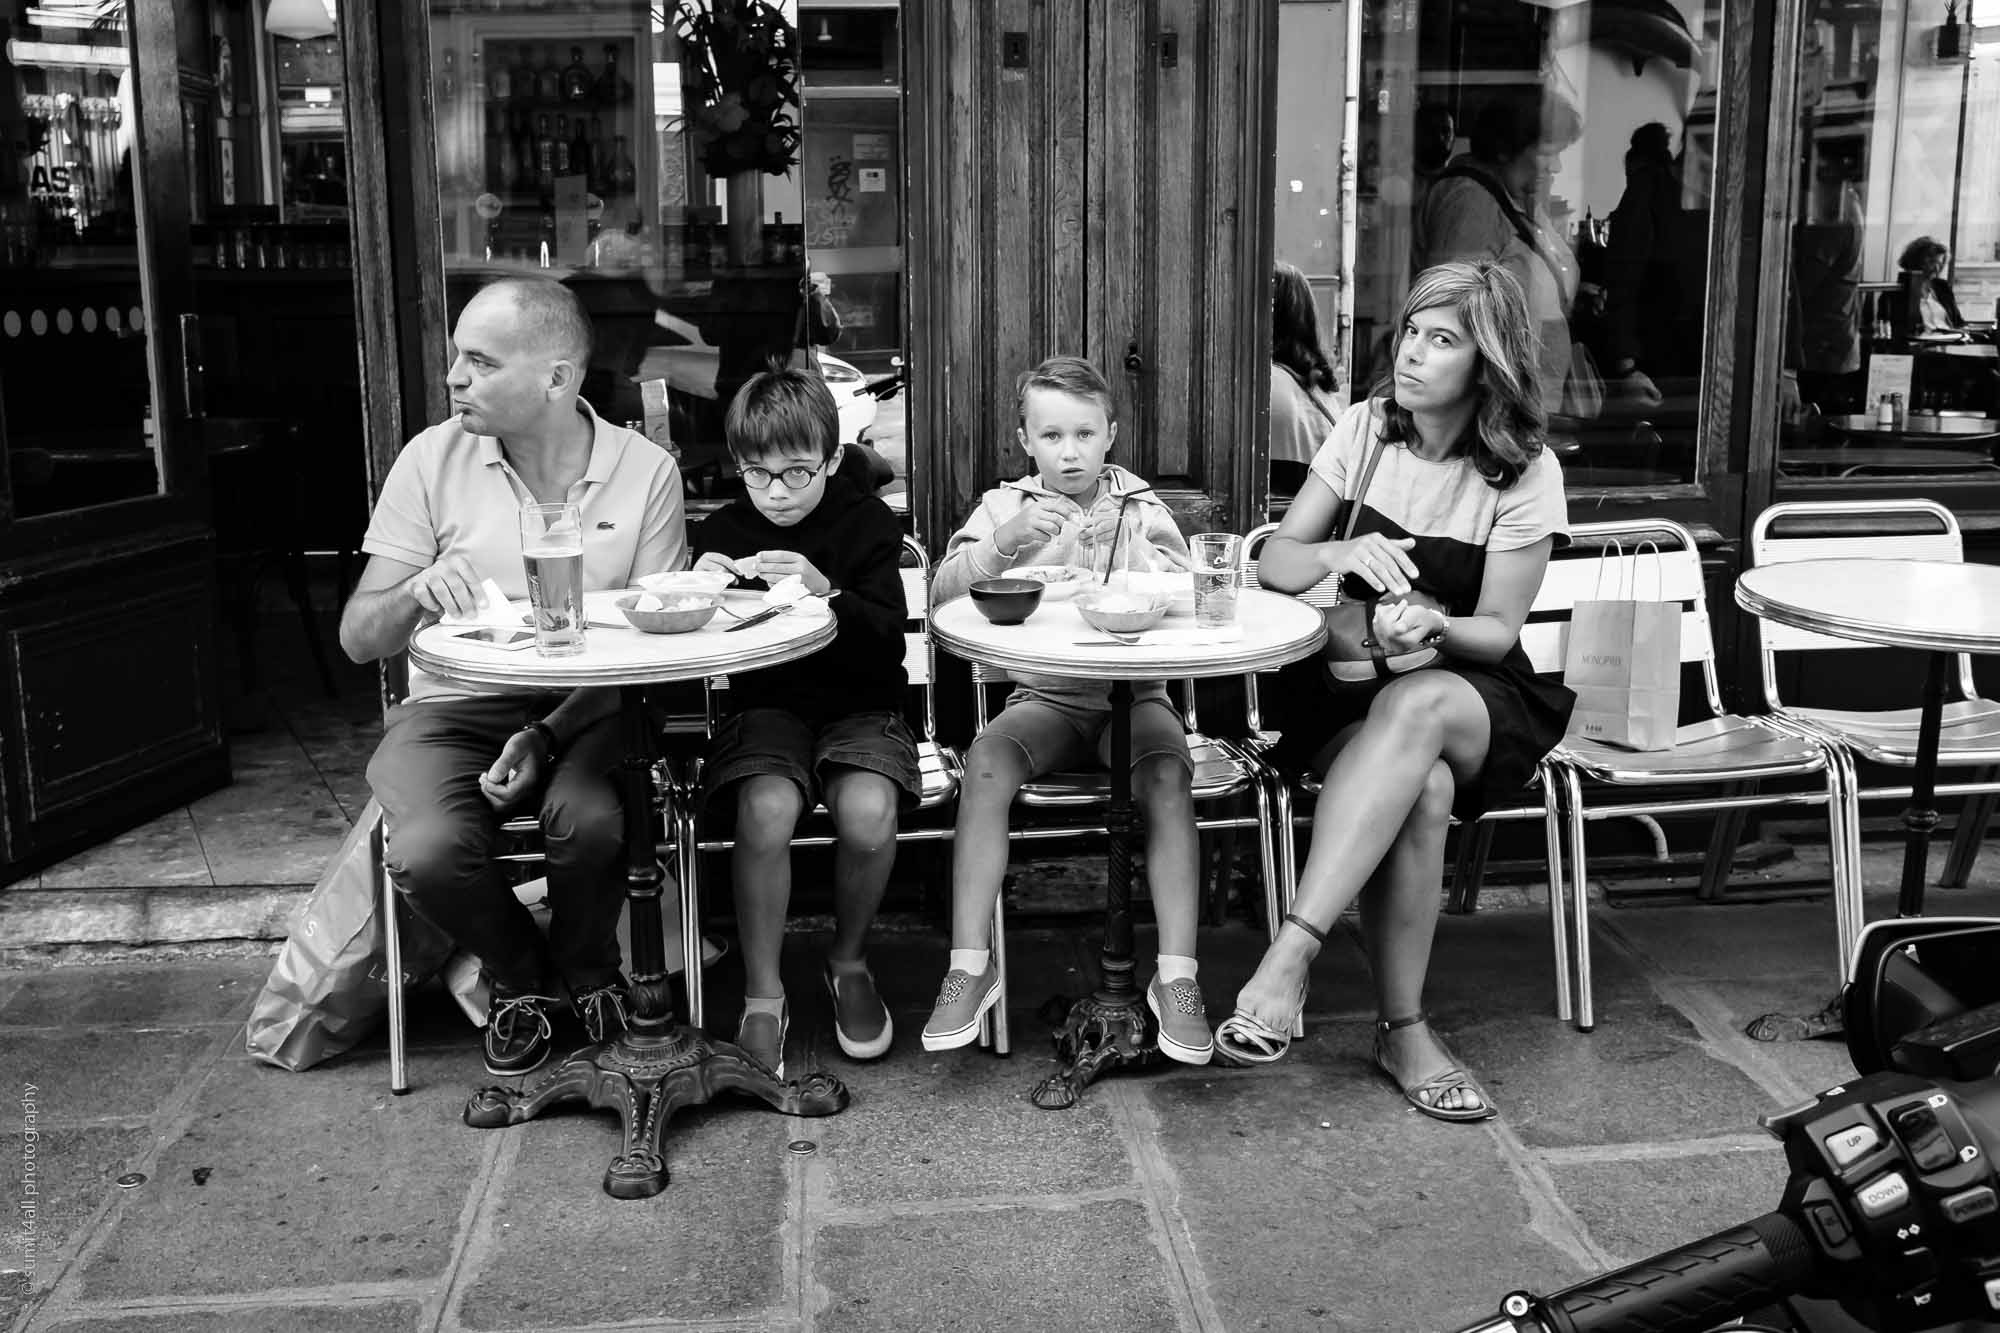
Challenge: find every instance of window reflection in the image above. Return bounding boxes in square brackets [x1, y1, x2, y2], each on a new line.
[1348, 0, 1724, 488]
[1, 0, 159, 519]
[1776, 2, 2000, 480]
[426, 0, 909, 514]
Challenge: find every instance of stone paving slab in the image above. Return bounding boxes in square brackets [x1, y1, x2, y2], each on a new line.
[1597, 901, 1844, 981]
[813, 1200, 1180, 1333]
[0, 964, 266, 1029]
[78, 1050, 484, 1301]
[2, 1127, 153, 1332]
[41, 1303, 422, 1333]
[1146, 1034, 1582, 1333]
[455, 1106, 790, 1330]
[806, 1042, 1132, 1209]
[0, 1032, 214, 1125]
[1445, 1001, 1781, 1150]
[1545, 1147, 1792, 1266]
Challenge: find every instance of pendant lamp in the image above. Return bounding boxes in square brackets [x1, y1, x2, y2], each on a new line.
[265, 0, 336, 41]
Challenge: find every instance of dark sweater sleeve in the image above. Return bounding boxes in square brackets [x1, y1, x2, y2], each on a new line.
[829, 502, 908, 654]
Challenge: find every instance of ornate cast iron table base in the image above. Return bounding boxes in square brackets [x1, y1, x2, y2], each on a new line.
[465, 1007, 848, 1199]
[1030, 682, 1167, 1110]
[1030, 962, 1162, 1110]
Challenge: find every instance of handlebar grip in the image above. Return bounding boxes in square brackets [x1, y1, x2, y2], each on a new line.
[1537, 1213, 1817, 1333]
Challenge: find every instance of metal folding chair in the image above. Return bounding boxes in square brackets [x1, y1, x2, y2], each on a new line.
[1545, 518, 1861, 1030]
[1749, 499, 2000, 891]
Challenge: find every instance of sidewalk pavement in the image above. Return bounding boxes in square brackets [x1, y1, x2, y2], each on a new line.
[2, 846, 1994, 1333]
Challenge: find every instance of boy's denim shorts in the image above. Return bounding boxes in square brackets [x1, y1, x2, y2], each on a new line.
[970, 696, 1192, 779]
[701, 707, 923, 811]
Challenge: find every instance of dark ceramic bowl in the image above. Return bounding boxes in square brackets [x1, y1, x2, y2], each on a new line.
[968, 577, 1045, 625]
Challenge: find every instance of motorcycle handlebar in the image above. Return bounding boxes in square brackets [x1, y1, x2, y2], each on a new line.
[1451, 1211, 1817, 1333]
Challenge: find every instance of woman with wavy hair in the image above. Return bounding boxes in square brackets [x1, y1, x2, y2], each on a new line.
[1214, 262, 1574, 1122]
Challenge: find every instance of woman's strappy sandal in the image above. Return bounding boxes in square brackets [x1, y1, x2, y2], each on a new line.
[1372, 1012, 1497, 1123]
[1213, 913, 1322, 1067]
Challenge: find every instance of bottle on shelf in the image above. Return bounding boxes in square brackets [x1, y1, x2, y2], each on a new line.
[569, 118, 593, 188]
[512, 46, 536, 104]
[554, 114, 571, 174]
[609, 134, 638, 195]
[486, 43, 510, 100]
[596, 44, 631, 106]
[438, 48, 458, 104]
[588, 115, 608, 193]
[562, 45, 593, 102]
[537, 45, 563, 102]
[536, 113, 556, 191]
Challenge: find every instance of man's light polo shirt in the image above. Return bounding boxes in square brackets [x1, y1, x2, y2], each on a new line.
[362, 401, 687, 702]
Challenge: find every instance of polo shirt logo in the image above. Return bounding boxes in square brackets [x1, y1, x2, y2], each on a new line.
[596, 521, 616, 530]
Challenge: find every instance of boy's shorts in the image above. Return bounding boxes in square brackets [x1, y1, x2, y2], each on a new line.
[972, 696, 1192, 779]
[701, 707, 923, 811]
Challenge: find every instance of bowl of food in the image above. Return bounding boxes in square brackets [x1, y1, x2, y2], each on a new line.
[635, 569, 734, 599]
[616, 592, 719, 634]
[968, 577, 1045, 625]
[1005, 565, 1090, 601]
[1073, 587, 1171, 634]
[1123, 570, 1197, 618]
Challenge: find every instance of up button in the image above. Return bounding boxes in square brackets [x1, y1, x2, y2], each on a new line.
[1825, 1123, 1881, 1170]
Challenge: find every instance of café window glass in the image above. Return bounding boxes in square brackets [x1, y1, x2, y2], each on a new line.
[1773, 0, 2000, 482]
[424, 0, 908, 512]
[1, 1, 162, 519]
[1344, 0, 1726, 488]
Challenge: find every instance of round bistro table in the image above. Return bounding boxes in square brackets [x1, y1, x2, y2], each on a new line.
[929, 587, 1325, 1109]
[409, 588, 840, 1198]
[1735, 560, 2000, 919]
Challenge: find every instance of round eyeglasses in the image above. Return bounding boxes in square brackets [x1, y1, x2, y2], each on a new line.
[739, 459, 830, 491]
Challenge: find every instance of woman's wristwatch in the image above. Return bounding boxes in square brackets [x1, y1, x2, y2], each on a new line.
[521, 719, 560, 763]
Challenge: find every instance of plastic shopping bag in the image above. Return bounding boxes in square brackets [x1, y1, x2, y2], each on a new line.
[244, 798, 454, 1071]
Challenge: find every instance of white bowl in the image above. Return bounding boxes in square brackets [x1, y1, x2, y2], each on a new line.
[1122, 570, 1197, 617]
[1005, 565, 1091, 600]
[636, 569, 733, 599]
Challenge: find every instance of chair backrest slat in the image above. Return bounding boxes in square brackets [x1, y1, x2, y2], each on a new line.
[1520, 608, 1713, 674]
[1748, 498, 1976, 710]
[1531, 545, 1708, 612]
[1749, 503, 1961, 655]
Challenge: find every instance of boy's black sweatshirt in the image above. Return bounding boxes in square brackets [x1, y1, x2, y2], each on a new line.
[689, 474, 908, 722]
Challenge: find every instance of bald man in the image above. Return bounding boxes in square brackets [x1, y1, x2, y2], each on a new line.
[340, 277, 687, 1079]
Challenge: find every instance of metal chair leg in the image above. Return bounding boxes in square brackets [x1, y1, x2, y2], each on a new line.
[675, 774, 706, 1030]
[1827, 744, 1865, 983]
[1562, 764, 1595, 1033]
[981, 894, 1010, 1056]
[1698, 782, 1752, 901]
[1941, 769, 1998, 889]
[376, 816, 409, 1095]
[1448, 821, 1496, 915]
[1266, 776, 1304, 1040]
[1539, 764, 1574, 1025]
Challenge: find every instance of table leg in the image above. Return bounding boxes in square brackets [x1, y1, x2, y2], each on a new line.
[464, 685, 848, 1197]
[1897, 651, 1949, 918]
[1031, 679, 1161, 1110]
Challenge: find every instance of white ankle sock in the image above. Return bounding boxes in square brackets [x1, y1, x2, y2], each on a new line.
[742, 994, 786, 1019]
[1155, 954, 1198, 983]
[947, 948, 991, 976]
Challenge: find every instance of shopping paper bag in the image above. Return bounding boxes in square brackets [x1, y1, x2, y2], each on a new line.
[244, 799, 454, 1071]
[1563, 543, 1681, 752]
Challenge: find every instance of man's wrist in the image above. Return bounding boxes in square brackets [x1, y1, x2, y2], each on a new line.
[521, 720, 559, 763]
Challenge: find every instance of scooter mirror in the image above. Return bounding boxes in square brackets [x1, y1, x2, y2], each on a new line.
[1843, 916, 2000, 1076]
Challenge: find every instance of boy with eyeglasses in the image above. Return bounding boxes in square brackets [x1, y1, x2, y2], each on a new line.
[688, 367, 918, 1077]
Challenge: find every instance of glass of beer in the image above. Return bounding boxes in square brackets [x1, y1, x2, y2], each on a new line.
[520, 502, 586, 657]
[1189, 532, 1243, 628]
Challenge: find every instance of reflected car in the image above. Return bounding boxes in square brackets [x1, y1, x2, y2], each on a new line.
[638, 311, 878, 445]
